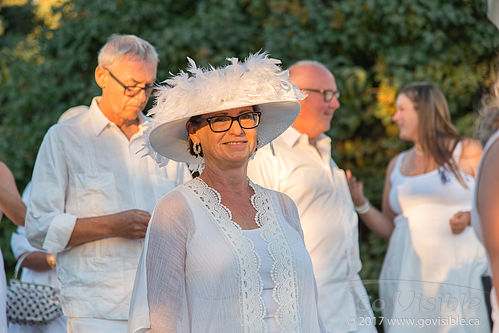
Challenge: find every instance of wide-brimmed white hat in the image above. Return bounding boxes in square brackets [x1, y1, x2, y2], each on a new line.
[143, 52, 303, 165]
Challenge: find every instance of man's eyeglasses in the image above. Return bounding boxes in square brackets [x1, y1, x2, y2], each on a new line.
[104, 68, 158, 97]
[199, 111, 261, 133]
[302, 88, 340, 102]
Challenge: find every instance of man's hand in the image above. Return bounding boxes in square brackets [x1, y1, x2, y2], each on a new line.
[449, 211, 470, 235]
[111, 209, 151, 239]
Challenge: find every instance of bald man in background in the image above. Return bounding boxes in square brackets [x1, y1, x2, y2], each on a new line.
[249, 61, 376, 333]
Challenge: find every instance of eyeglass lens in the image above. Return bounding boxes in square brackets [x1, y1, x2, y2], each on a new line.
[323, 90, 340, 102]
[303, 88, 340, 102]
[105, 68, 156, 97]
[208, 112, 260, 132]
[124, 86, 154, 97]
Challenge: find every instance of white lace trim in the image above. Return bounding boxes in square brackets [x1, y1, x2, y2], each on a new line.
[185, 178, 301, 333]
[185, 178, 265, 333]
[252, 183, 301, 333]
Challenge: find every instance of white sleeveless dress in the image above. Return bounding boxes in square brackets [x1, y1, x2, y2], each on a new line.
[472, 129, 499, 332]
[380, 142, 490, 332]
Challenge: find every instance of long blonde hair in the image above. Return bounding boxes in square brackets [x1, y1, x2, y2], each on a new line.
[398, 82, 464, 184]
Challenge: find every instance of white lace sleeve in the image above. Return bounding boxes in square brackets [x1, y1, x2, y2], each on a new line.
[128, 190, 194, 333]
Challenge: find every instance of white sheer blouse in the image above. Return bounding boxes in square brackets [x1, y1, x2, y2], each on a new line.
[128, 178, 325, 333]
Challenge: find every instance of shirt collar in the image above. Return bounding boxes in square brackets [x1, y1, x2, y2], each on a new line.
[89, 97, 112, 137]
[89, 97, 148, 137]
[315, 133, 332, 154]
[277, 127, 333, 162]
[279, 127, 303, 147]
[135, 115, 149, 137]
[280, 127, 332, 149]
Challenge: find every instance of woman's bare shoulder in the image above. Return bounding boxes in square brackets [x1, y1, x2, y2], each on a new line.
[459, 138, 482, 176]
[461, 138, 482, 158]
[386, 152, 403, 175]
[460, 138, 482, 162]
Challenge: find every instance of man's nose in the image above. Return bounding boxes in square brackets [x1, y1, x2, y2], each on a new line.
[329, 96, 340, 109]
[135, 88, 148, 104]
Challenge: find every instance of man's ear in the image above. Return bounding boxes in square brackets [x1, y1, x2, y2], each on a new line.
[95, 66, 108, 89]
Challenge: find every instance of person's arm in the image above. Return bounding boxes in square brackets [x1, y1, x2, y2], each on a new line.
[448, 138, 483, 234]
[18, 251, 54, 271]
[20, 212, 147, 268]
[476, 140, 499, 306]
[346, 156, 398, 240]
[67, 209, 150, 246]
[0, 161, 26, 226]
[11, 226, 54, 271]
[128, 192, 190, 332]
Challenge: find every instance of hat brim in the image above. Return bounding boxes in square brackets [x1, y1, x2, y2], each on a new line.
[149, 100, 300, 164]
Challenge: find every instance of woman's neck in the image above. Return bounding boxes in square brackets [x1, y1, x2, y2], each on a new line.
[404, 141, 439, 174]
[199, 161, 258, 230]
[199, 162, 250, 194]
[413, 141, 424, 155]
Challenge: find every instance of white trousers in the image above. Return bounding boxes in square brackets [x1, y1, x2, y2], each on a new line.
[67, 317, 128, 333]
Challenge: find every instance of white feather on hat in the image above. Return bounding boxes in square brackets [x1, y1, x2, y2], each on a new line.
[141, 51, 303, 166]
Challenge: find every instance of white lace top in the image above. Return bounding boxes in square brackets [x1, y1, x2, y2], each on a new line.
[243, 228, 279, 332]
[127, 178, 325, 333]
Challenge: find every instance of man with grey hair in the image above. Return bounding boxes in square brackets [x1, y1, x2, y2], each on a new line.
[26, 34, 191, 332]
[248, 61, 376, 332]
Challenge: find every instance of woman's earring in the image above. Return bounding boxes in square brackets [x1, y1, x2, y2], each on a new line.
[193, 142, 202, 156]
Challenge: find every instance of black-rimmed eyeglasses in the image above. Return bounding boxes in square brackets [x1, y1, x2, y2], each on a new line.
[302, 88, 340, 102]
[104, 68, 158, 97]
[199, 111, 261, 133]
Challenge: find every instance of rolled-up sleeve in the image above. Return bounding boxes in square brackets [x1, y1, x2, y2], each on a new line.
[26, 126, 77, 253]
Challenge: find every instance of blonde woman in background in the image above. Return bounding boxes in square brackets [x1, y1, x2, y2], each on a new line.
[348, 82, 489, 332]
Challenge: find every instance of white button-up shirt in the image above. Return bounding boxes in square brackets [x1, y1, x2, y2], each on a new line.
[26, 97, 192, 320]
[248, 127, 375, 333]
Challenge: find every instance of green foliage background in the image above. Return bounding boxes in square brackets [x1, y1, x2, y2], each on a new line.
[1, 0, 498, 321]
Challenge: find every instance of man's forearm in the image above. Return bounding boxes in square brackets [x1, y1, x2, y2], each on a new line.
[67, 214, 115, 247]
[66, 209, 150, 247]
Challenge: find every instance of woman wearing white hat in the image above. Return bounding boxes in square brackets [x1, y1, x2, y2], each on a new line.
[127, 53, 325, 333]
